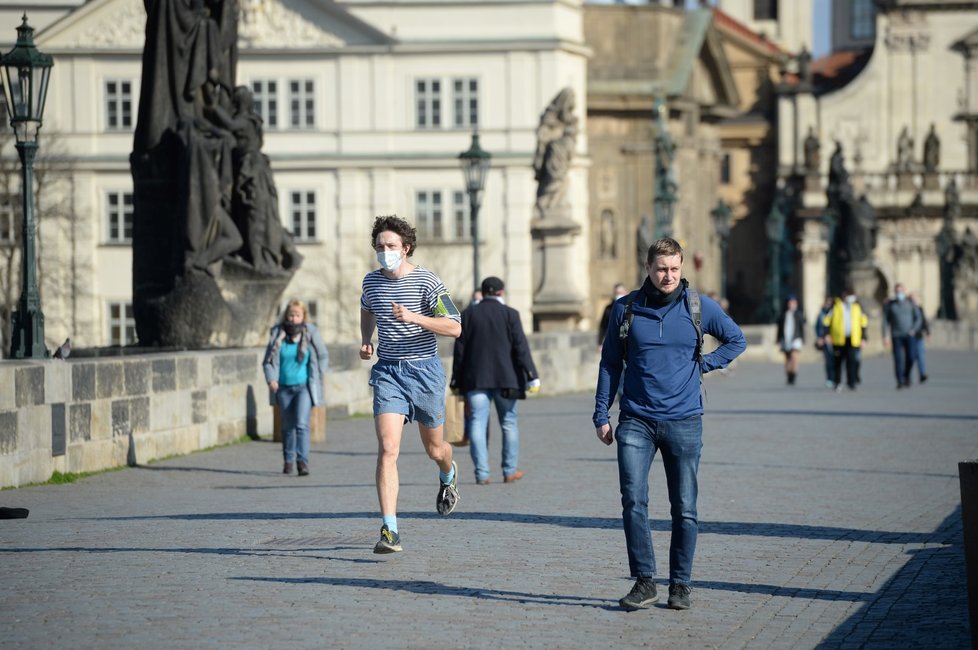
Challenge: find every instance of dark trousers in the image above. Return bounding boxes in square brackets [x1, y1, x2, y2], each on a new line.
[891, 335, 914, 386]
[832, 338, 859, 388]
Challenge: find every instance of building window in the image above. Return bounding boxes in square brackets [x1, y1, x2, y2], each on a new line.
[289, 80, 315, 129]
[452, 191, 471, 241]
[415, 190, 443, 240]
[289, 191, 316, 241]
[108, 302, 137, 346]
[252, 80, 278, 129]
[0, 196, 15, 244]
[453, 78, 479, 129]
[720, 153, 732, 184]
[753, 0, 777, 21]
[416, 79, 442, 129]
[851, 0, 875, 40]
[106, 191, 134, 243]
[105, 80, 133, 130]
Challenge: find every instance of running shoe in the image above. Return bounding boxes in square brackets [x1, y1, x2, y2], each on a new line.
[436, 460, 460, 515]
[373, 524, 402, 554]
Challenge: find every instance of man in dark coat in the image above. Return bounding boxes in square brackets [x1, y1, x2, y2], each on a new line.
[451, 277, 540, 485]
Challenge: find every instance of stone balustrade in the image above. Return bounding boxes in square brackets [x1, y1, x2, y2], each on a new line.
[2, 322, 974, 488]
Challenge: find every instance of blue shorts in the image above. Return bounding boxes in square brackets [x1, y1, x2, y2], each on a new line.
[369, 357, 446, 428]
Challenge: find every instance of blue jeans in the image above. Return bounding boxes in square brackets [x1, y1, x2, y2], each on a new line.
[466, 390, 519, 482]
[616, 413, 702, 585]
[912, 336, 927, 378]
[277, 384, 311, 464]
[822, 341, 835, 384]
[891, 335, 914, 385]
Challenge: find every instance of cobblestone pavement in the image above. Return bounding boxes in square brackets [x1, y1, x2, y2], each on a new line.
[2, 350, 975, 649]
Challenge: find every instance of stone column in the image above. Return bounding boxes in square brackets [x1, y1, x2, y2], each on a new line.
[531, 205, 585, 331]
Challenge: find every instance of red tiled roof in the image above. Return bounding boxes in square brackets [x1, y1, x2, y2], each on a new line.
[712, 7, 783, 56]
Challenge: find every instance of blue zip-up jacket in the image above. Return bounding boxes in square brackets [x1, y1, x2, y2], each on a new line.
[593, 285, 746, 426]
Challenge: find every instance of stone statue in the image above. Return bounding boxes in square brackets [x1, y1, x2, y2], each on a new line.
[205, 85, 300, 273]
[803, 127, 820, 174]
[829, 141, 847, 187]
[896, 126, 914, 171]
[130, 0, 301, 347]
[533, 88, 578, 217]
[797, 47, 813, 88]
[923, 123, 940, 173]
[845, 195, 877, 265]
[599, 209, 616, 259]
[637, 213, 654, 270]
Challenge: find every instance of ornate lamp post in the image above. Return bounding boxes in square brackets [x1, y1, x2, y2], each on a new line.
[652, 97, 677, 239]
[458, 131, 491, 289]
[710, 199, 732, 300]
[1, 15, 53, 358]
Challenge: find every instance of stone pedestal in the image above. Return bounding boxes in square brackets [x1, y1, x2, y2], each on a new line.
[531, 207, 585, 331]
[135, 258, 294, 348]
[923, 173, 940, 191]
[848, 262, 883, 315]
[896, 172, 915, 191]
[804, 173, 821, 193]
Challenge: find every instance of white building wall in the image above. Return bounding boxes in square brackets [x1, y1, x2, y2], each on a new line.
[15, 0, 589, 350]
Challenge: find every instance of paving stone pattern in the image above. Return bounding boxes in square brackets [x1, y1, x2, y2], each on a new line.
[1, 351, 975, 649]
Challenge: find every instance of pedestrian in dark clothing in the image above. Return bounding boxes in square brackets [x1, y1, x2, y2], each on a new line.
[776, 294, 805, 385]
[882, 282, 922, 389]
[598, 282, 629, 348]
[909, 292, 930, 383]
[815, 296, 835, 387]
[593, 237, 746, 612]
[452, 276, 540, 485]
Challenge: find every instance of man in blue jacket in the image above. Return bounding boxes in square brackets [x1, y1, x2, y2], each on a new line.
[593, 237, 746, 612]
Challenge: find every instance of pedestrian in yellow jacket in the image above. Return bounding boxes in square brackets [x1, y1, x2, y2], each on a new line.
[822, 290, 868, 390]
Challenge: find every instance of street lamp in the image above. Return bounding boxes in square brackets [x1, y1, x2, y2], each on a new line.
[1, 15, 53, 358]
[458, 131, 491, 290]
[710, 200, 732, 300]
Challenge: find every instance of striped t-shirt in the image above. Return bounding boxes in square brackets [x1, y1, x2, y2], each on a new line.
[360, 266, 461, 360]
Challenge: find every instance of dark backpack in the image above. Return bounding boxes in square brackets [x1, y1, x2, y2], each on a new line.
[618, 288, 703, 364]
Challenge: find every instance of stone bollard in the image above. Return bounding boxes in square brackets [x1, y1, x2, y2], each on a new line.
[961, 460, 978, 650]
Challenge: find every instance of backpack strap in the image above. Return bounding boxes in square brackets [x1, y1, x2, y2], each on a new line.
[686, 287, 703, 365]
[618, 287, 703, 366]
[618, 292, 638, 358]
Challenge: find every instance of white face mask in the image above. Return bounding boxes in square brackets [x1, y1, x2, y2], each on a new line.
[846, 295, 856, 304]
[377, 250, 403, 272]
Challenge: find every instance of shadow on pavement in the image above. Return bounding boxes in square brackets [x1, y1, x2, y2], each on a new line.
[82, 510, 949, 545]
[710, 408, 978, 421]
[229, 575, 617, 609]
[817, 507, 969, 647]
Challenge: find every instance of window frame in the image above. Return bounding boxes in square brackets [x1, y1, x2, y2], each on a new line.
[288, 190, 317, 242]
[104, 79, 134, 131]
[288, 79, 316, 129]
[108, 301, 137, 346]
[251, 79, 279, 129]
[105, 190, 134, 244]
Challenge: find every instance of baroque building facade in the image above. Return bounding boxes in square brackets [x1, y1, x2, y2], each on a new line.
[584, 5, 737, 326]
[778, 0, 978, 328]
[1, 0, 590, 353]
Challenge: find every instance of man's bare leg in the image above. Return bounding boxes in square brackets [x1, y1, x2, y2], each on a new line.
[375, 413, 405, 516]
[419, 423, 453, 473]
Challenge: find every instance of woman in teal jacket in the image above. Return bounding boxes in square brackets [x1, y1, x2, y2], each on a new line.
[263, 299, 329, 476]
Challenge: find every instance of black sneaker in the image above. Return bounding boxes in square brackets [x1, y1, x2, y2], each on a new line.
[619, 578, 658, 610]
[373, 524, 402, 554]
[436, 460, 460, 515]
[667, 583, 692, 610]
